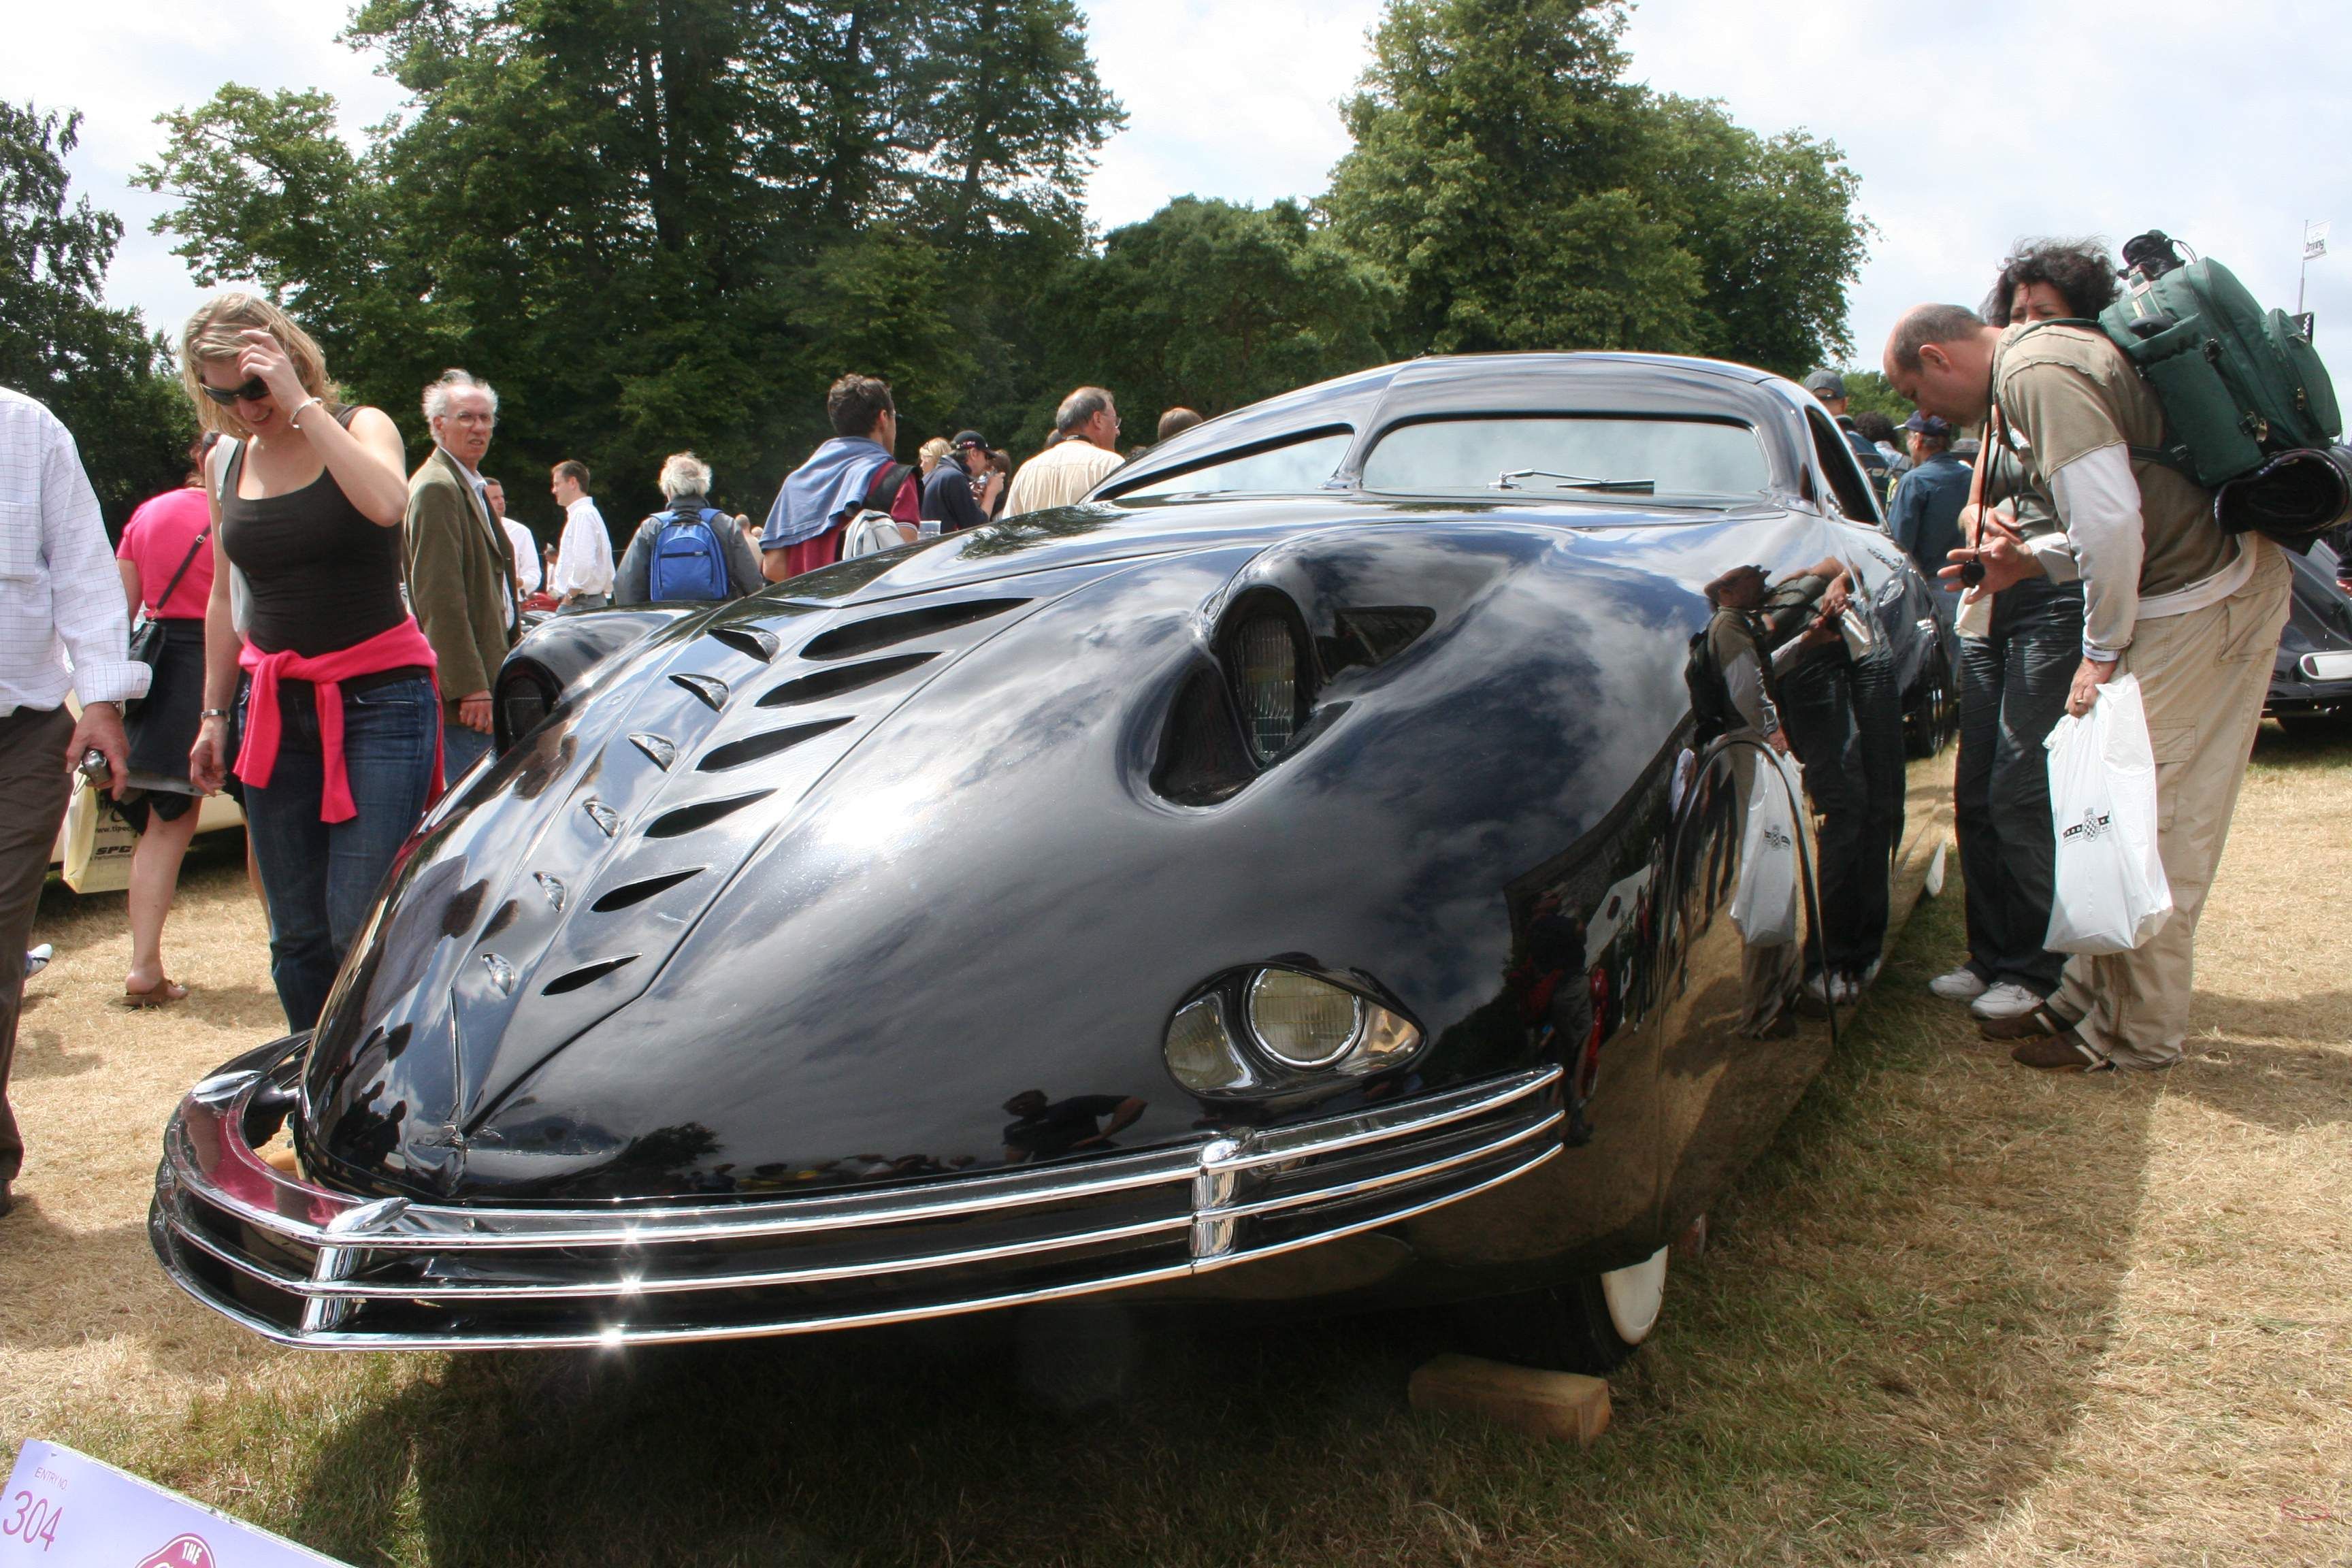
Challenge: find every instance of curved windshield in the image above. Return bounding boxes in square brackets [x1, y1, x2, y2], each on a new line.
[1361, 416, 1770, 500]
[1118, 430, 1352, 499]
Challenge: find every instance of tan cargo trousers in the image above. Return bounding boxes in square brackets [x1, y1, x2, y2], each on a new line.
[2051, 538, 2291, 1069]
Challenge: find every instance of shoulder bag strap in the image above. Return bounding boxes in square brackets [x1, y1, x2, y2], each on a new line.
[150, 523, 210, 616]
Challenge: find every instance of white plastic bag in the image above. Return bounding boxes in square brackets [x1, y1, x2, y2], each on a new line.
[60, 783, 137, 894]
[1730, 749, 1803, 948]
[2042, 672, 2172, 954]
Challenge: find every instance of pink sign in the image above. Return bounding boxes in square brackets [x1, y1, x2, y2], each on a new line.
[1, 1441, 350, 1567]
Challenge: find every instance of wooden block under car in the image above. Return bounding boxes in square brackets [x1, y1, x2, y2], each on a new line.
[1408, 1354, 1611, 1443]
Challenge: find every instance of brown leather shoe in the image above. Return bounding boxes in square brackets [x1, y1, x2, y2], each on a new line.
[1980, 1002, 2074, 1041]
[2011, 1032, 2111, 1072]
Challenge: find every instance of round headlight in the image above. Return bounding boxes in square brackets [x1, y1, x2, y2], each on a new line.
[1245, 969, 1363, 1068]
[1232, 613, 1300, 761]
[1164, 994, 1255, 1094]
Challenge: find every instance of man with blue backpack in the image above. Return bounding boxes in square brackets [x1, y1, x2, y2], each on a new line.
[615, 452, 765, 606]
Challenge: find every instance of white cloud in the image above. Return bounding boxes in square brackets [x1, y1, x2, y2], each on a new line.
[1617, 0, 2352, 383]
[9, 0, 2349, 389]
[1079, 0, 1384, 227]
[5, 0, 405, 337]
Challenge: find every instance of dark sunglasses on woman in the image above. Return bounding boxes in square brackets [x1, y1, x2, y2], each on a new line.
[199, 376, 270, 406]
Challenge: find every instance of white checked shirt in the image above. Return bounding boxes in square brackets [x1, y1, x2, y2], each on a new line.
[0, 387, 149, 715]
[550, 495, 613, 598]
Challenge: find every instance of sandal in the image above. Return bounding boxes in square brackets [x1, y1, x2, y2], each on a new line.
[123, 979, 189, 1009]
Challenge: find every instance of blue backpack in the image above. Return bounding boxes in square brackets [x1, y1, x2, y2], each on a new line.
[645, 508, 731, 602]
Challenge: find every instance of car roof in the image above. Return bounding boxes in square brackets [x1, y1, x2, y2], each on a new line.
[1100, 351, 1810, 502]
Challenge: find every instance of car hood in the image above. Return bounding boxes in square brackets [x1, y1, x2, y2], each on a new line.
[298, 498, 1798, 1203]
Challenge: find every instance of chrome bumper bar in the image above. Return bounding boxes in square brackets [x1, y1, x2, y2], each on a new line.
[149, 1046, 1563, 1349]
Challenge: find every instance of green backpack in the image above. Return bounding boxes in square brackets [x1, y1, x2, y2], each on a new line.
[2095, 231, 2341, 485]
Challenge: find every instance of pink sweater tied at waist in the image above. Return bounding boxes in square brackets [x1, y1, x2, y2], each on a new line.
[235, 619, 444, 823]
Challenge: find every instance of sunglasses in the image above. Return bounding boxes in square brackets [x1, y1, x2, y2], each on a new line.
[199, 376, 271, 406]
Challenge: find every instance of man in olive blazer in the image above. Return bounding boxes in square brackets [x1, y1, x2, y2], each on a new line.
[402, 370, 516, 776]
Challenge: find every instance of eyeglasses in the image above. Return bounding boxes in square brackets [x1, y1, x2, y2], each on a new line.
[199, 377, 270, 406]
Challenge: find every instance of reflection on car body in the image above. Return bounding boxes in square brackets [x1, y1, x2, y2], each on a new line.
[150, 352, 1956, 1369]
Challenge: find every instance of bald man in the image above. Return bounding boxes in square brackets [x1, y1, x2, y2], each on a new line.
[1884, 303, 2289, 1074]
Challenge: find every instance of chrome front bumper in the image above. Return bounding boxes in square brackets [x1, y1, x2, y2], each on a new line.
[149, 1047, 1564, 1349]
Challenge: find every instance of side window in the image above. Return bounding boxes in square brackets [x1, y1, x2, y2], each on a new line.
[1112, 429, 1352, 500]
[1805, 408, 1879, 523]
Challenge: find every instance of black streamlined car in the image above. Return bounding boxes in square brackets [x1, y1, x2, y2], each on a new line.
[151, 353, 1955, 1369]
[2267, 539, 2352, 734]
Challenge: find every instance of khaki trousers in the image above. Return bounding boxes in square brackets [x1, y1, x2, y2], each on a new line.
[2052, 540, 2291, 1068]
[1, 705, 75, 1184]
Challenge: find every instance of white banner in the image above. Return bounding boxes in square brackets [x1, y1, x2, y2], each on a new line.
[0, 1441, 353, 1567]
[2306, 220, 2330, 260]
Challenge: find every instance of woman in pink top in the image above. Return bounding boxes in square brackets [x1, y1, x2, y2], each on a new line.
[112, 436, 218, 1005]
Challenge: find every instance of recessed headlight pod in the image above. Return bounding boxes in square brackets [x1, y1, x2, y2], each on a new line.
[1221, 594, 1313, 764]
[1163, 966, 1422, 1098]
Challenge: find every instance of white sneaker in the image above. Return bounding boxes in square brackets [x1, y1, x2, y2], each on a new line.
[24, 944, 50, 977]
[1929, 966, 1987, 1002]
[1970, 981, 2044, 1021]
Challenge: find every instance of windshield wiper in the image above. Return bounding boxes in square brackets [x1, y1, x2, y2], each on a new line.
[1490, 469, 1656, 493]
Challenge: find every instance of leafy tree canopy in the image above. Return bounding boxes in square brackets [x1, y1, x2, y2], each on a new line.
[138, 0, 1123, 521]
[0, 101, 192, 527]
[1838, 369, 1915, 423]
[127, 0, 1869, 527]
[1031, 196, 1393, 448]
[1324, 0, 1865, 376]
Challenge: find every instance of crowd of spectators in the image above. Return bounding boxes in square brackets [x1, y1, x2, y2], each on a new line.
[0, 286, 1208, 1163]
[0, 224, 2300, 1218]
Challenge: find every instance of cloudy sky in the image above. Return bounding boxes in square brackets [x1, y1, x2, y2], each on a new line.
[11, 0, 2349, 382]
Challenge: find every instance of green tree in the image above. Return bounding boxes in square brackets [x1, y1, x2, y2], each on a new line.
[1032, 197, 1394, 446]
[1643, 95, 1867, 374]
[139, 0, 1121, 523]
[1324, 0, 1864, 376]
[1838, 369, 1914, 424]
[1, 102, 193, 528]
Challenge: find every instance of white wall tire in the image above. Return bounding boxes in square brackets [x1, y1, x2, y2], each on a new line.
[1599, 1245, 1669, 1345]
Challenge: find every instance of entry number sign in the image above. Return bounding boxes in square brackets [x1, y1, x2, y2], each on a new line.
[1, 1442, 353, 1567]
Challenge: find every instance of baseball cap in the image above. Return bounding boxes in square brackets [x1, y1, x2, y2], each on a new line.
[951, 429, 987, 450]
[1802, 370, 1847, 399]
[1900, 411, 1951, 438]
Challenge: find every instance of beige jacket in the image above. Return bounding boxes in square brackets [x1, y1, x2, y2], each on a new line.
[1002, 438, 1124, 517]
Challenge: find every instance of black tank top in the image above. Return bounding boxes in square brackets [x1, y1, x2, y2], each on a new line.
[218, 408, 409, 657]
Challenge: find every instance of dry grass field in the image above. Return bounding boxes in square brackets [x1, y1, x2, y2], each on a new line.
[4, 729, 2349, 1567]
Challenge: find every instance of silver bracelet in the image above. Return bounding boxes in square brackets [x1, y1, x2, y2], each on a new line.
[288, 396, 325, 429]
[200, 708, 232, 721]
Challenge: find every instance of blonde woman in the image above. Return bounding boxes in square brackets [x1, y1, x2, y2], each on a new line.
[181, 293, 443, 1031]
[917, 436, 951, 478]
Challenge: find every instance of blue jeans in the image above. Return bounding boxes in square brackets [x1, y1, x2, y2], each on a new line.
[1953, 581, 2082, 996]
[240, 675, 440, 1030]
[442, 720, 495, 781]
